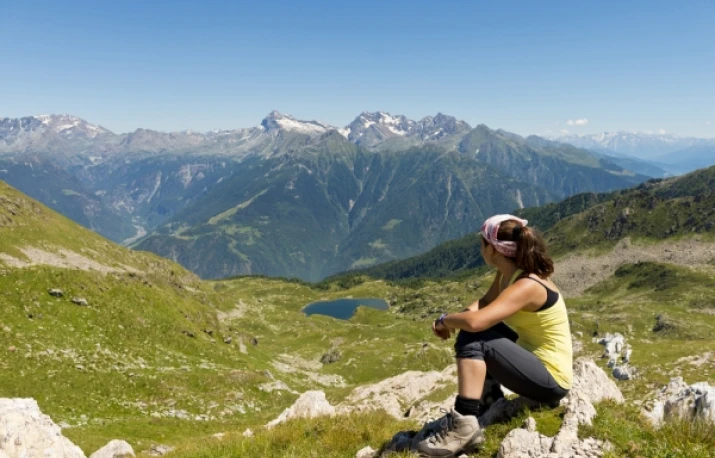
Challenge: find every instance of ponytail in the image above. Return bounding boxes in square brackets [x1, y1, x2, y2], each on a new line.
[497, 221, 554, 277]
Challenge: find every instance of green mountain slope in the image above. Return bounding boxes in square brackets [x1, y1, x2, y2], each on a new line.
[544, 167, 715, 256]
[135, 140, 556, 281]
[2, 178, 714, 457]
[0, 180, 454, 451]
[0, 155, 135, 241]
[333, 165, 715, 282]
[459, 126, 649, 197]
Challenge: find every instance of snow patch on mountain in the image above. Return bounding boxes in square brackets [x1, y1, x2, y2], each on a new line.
[261, 111, 332, 134]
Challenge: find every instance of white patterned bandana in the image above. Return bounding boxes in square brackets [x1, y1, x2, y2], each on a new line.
[480, 214, 529, 257]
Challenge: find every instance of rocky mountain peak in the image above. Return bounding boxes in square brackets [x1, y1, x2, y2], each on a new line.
[260, 111, 332, 135]
[33, 114, 112, 137]
[0, 114, 115, 155]
[414, 113, 471, 139]
[0, 114, 111, 139]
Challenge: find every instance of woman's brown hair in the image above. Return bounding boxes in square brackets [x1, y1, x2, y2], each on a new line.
[497, 220, 554, 277]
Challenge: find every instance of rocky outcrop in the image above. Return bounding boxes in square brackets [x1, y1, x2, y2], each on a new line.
[0, 399, 138, 458]
[498, 422, 611, 458]
[496, 358, 623, 458]
[372, 358, 623, 457]
[337, 365, 457, 421]
[644, 377, 715, 426]
[0, 398, 86, 458]
[265, 391, 336, 428]
[569, 358, 624, 404]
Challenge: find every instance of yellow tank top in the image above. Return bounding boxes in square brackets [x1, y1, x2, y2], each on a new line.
[500, 270, 573, 389]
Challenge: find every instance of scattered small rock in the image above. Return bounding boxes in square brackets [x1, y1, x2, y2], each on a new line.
[147, 445, 174, 456]
[242, 428, 254, 438]
[48, 288, 64, 297]
[320, 348, 342, 364]
[259, 380, 296, 394]
[613, 365, 636, 381]
[355, 445, 377, 458]
[71, 297, 89, 307]
[622, 344, 632, 363]
[595, 333, 635, 382]
[595, 332, 625, 359]
[89, 440, 135, 458]
[181, 330, 195, 338]
[524, 416, 537, 432]
[223, 336, 232, 344]
[653, 314, 676, 333]
[250, 337, 258, 346]
[266, 391, 336, 428]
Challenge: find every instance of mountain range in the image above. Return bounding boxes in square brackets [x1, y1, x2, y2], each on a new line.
[0, 111, 472, 160]
[1, 111, 653, 280]
[557, 131, 715, 175]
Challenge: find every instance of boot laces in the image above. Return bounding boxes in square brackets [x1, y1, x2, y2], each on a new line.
[430, 411, 456, 443]
[424, 407, 449, 432]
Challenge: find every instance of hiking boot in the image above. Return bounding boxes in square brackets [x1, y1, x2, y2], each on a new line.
[422, 408, 450, 434]
[414, 409, 484, 457]
[411, 408, 450, 448]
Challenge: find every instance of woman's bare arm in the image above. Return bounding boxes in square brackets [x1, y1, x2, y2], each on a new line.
[443, 280, 539, 333]
[463, 273, 502, 312]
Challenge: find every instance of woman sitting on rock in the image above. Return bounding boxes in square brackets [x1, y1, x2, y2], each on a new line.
[416, 214, 573, 457]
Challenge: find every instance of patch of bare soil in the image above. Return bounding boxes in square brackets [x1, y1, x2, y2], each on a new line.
[0, 247, 140, 274]
[217, 300, 249, 321]
[271, 354, 346, 387]
[553, 237, 715, 297]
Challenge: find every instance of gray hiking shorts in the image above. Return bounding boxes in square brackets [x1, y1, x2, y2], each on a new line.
[454, 322, 569, 404]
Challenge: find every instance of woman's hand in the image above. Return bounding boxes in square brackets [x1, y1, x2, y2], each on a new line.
[432, 317, 451, 340]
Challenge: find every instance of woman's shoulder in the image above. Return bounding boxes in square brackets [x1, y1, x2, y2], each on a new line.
[514, 273, 561, 295]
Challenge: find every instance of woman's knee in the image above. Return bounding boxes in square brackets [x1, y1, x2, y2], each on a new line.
[454, 339, 486, 360]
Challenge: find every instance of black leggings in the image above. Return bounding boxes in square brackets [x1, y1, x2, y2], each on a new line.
[454, 322, 568, 404]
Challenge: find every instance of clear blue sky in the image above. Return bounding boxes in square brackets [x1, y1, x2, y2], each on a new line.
[1, 0, 713, 137]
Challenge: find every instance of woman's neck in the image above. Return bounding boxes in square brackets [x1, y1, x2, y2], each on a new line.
[496, 258, 520, 284]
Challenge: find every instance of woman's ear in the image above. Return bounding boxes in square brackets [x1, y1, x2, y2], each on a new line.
[482, 242, 493, 263]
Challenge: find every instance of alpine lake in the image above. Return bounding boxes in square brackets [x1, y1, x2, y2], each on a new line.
[303, 297, 389, 320]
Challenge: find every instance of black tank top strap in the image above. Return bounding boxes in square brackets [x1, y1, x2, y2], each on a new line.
[517, 275, 560, 312]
